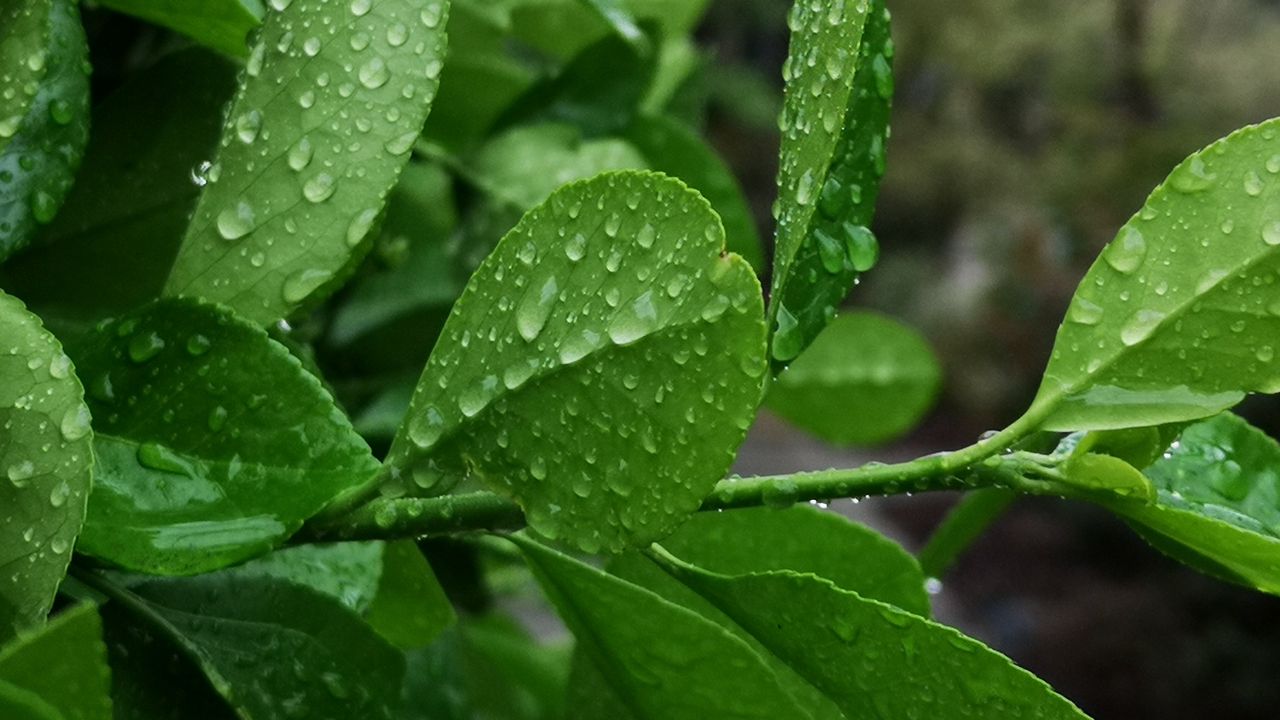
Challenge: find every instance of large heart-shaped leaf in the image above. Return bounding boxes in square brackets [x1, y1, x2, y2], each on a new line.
[768, 0, 893, 366]
[1031, 117, 1280, 431]
[69, 299, 379, 575]
[0, 290, 92, 638]
[1111, 413, 1280, 593]
[93, 571, 405, 720]
[0, 49, 236, 334]
[164, 0, 450, 324]
[91, 0, 263, 58]
[0, 604, 111, 720]
[0, 0, 90, 261]
[767, 312, 940, 446]
[514, 534, 811, 720]
[385, 171, 767, 553]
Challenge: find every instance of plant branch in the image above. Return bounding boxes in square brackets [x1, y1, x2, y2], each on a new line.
[305, 408, 1054, 542]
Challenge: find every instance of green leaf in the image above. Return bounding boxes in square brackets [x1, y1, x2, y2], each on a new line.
[467, 123, 648, 211]
[1032, 118, 1280, 431]
[0, 604, 112, 720]
[1113, 413, 1280, 593]
[0, 682, 60, 720]
[766, 312, 940, 446]
[460, 615, 570, 720]
[622, 115, 764, 272]
[651, 552, 1092, 720]
[1058, 452, 1155, 502]
[91, 0, 262, 57]
[513, 535, 810, 720]
[102, 572, 406, 720]
[385, 171, 767, 554]
[768, 0, 892, 366]
[918, 489, 1016, 579]
[0, 290, 92, 638]
[0, 0, 91, 261]
[69, 299, 379, 575]
[163, 0, 450, 325]
[224, 541, 386, 610]
[364, 540, 456, 650]
[0, 49, 236, 334]
[570, 506, 930, 717]
[642, 505, 929, 615]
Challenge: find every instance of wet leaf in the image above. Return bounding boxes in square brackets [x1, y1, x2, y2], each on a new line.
[0, 290, 92, 638]
[101, 571, 405, 720]
[0, 49, 236, 333]
[1115, 413, 1280, 593]
[0, 683, 59, 720]
[1058, 453, 1154, 502]
[1033, 118, 1280, 431]
[69, 299, 379, 575]
[766, 312, 940, 446]
[513, 535, 811, 720]
[0, 604, 112, 720]
[363, 541, 456, 650]
[570, 507, 930, 716]
[91, 0, 263, 57]
[385, 171, 767, 554]
[164, 0, 450, 325]
[768, 0, 892, 367]
[623, 114, 764, 272]
[0, 0, 91, 261]
[651, 551, 1092, 720]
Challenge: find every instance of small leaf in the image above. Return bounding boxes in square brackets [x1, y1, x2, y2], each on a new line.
[223, 541, 387, 611]
[623, 114, 764, 272]
[91, 0, 263, 57]
[768, 0, 892, 367]
[0, 49, 236, 333]
[385, 171, 767, 554]
[1114, 413, 1280, 593]
[1059, 453, 1155, 502]
[0, 604, 112, 720]
[0, 290, 92, 638]
[766, 312, 940, 446]
[513, 534, 811, 720]
[70, 299, 379, 575]
[1032, 118, 1280, 431]
[652, 552, 1092, 720]
[0, 0, 91, 261]
[460, 615, 569, 720]
[101, 572, 406, 720]
[364, 541, 456, 650]
[164, 0, 450, 325]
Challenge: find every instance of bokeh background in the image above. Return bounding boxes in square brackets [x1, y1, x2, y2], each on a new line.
[704, 1, 1280, 716]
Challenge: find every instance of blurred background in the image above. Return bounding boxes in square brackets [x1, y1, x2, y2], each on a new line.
[702, 0, 1280, 716]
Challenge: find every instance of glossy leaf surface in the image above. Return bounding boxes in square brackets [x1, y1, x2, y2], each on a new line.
[767, 312, 940, 446]
[0, 290, 92, 637]
[0, 49, 236, 332]
[1117, 413, 1280, 593]
[0, 604, 111, 720]
[768, 0, 892, 366]
[71, 299, 378, 575]
[386, 171, 767, 554]
[1034, 118, 1280, 431]
[164, 0, 450, 324]
[111, 573, 405, 720]
[654, 553, 1091, 720]
[514, 535, 809, 720]
[92, 0, 263, 57]
[0, 0, 90, 261]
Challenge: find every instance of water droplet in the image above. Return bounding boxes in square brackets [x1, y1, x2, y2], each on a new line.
[814, 228, 845, 273]
[186, 334, 212, 355]
[516, 274, 558, 342]
[235, 110, 262, 144]
[607, 290, 658, 345]
[1067, 297, 1104, 326]
[1103, 225, 1146, 274]
[358, 57, 389, 89]
[282, 268, 332, 303]
[48, 481, 70, 508]
[1245, 170, 1265, 197]
[565, 232, 587, 261]
[216, 201, 256, 240]
[128, 331, 165, 362]
[636, 223, 655, 249]
[60, 404, 91, 441]
[844, 223, 878, 271]
[604, 213, 622, 237]
[31, 190, 56, 223]
[771, 304, 803, 361]
[384, 131, 417, 155]
[288, 138, 314, 171]
[346, 208, 378, 246]
[7, 460, 34, 484]
[48, 354, 70, 379]
[303, 173, 337, 202]
[1263, 221, 1280, 246]
[1120, 309, 1166, 346]
[350, 0, 371, 16]
[795, 170, 816, 206]
[409, 405, 444, 449]
[386, 23, 408, 47]
[1170, 156, 1215, 194]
